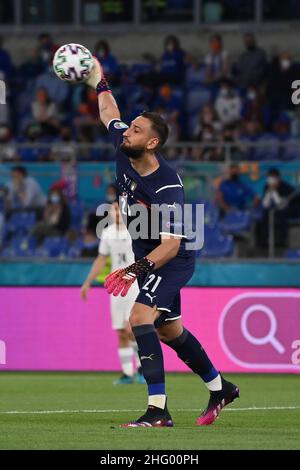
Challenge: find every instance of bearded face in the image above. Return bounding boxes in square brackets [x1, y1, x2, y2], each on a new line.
[120, 141, 145, 160]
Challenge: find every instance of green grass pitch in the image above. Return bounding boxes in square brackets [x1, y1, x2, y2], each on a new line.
[0, 372, 299, 450]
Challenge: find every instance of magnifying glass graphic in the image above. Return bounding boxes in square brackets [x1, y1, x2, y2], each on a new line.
[241, 304, 285, 354]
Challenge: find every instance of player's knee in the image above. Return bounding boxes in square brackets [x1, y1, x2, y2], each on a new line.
[157, 330, 169, 343]
[129, 304, 155, 327]
[129, 309, 142, 327]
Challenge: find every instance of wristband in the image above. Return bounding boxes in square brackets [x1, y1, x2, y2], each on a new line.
[124, 257, 155, 277]
[96, 77, 112, 95]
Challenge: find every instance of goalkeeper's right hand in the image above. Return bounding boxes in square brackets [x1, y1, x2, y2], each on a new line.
[85, 57, 103, 90]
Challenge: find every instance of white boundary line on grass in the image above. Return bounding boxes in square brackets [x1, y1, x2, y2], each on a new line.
[0, 406, 300, 415]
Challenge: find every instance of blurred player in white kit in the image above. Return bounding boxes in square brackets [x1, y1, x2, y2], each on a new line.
[81, 201, 145, 385]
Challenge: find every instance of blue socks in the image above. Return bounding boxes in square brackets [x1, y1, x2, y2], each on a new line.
[132, 324, 220, 403]
[165, 328, 219, 384]
[132, 324, 166, 407]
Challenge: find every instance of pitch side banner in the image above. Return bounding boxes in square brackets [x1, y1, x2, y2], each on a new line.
[0, 287, 300, 373]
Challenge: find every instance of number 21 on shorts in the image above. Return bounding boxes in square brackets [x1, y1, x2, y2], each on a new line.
[142, 274, 162, 293]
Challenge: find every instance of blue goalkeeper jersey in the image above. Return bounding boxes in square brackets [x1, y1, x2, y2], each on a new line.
[107, 118, 195, 265]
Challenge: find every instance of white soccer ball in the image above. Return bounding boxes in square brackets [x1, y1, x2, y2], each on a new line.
[53, 43, 94, 84]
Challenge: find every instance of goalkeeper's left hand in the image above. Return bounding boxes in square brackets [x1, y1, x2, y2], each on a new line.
[104, 257, 155, 297]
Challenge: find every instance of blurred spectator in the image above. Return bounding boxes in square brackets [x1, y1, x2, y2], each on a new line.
[35, 60, 68, 105]
[154, 84, 182, 140]
[193, 104, 222, 139]
[31, 87, 60, 136]
[0, 35, 14, 81]
[191, 124, 222, 161]
[74, 88, 100, 141]
[238, 120, 263, 159]
[106, 183, 117, 203]
[215, 163, 259, 215]
[94, 40, 120, 86]
[31, 188, 70, 244]
[267, 51, 299, 121]
[256, 168, 300, 247]
[241, 85, 270, 129]
[0, 124, 16, 161]
[204, 34, 230, 84]
[160, 35, 186, 85]
[5, 166, 46, 212]
[219, 124, 243, 161]
[37, 33, 58, 69]
[185, 56, 206, 88]
[234, 33, 267, 89]
[215, 79, 242, 126]
[80, 213, 99, 258]
[18, 123, 49, 162]
[274, 113, 291, 140]
[50, 127, 76, 161]
[19, 49, 44, 81]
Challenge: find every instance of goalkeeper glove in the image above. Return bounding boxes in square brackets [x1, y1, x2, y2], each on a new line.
[104, 257, 155, 297]
[85, 57, 111, 95]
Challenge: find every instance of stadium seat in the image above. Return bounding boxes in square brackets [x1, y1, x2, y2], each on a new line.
[198, 226, 234, 258]
[220, 210, 251, 234]
[284, 249, 300, 259]
[11, 235, 36, 257]
[282, 138, 300, 160]
[35, 236, 69, 258]
[185, 85, 212, 114]
[203, 200, 220, 227]
[6, 211, 37, 236]
[253, 134, 280, 161]
[69, 202, 85, 230]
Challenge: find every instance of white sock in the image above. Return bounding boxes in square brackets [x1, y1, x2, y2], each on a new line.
[205, 374, 222, 392]
[118, 347, 134, 377]
[148, 395, 166, 410]
[131, 341, 141, 370]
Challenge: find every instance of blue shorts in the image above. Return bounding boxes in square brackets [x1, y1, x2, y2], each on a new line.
[136, 256, 195, 328]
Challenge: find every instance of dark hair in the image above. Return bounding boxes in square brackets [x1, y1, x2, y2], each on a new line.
[95, 40, 110, 54]
[140, 111, 169, 149]
[38, 33, 51, 41]
[268, 168, 280, 177]
[11, 166, 27, 177]
[210, 34, 222, 43]
[164, 35, 180, 50]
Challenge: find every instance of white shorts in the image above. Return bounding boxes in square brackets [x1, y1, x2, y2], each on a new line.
[110, 283, 139, 330]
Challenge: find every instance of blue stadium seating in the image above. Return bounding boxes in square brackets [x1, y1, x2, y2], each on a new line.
[220, 210, 251, 234]
[69, 202, 84, 230]
[284, 249, 300, 259]
[1, 235, 36, 257]
[6, 211, 37, 236]
[35, 236, 69, 258]
[254, 134, 280, 161]
[282, 138, 300, 160]
[197, 226, 235, 258]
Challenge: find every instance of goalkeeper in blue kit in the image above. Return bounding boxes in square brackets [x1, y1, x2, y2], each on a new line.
[85, 58, 239, 427]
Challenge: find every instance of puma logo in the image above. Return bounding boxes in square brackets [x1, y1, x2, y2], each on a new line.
[124, 174, 129, 184]
[167, 203, 176, 209]
[141, 354, 155, 361]
[145, 293, 156, 303]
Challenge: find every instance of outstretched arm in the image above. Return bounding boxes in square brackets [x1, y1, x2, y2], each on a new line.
[85, 58, 120, 128]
